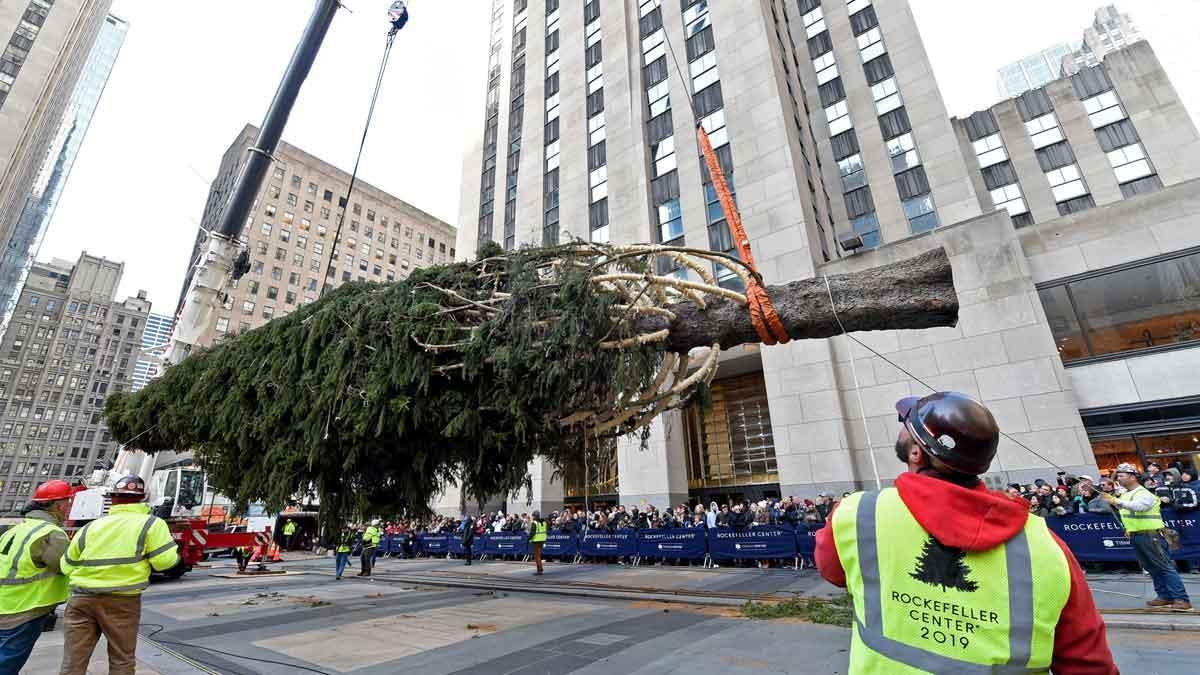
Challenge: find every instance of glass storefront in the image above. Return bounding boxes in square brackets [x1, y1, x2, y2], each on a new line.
[683, 372, 779, 499]
[1039, 248, 1200, 363]
[561, 437, 618, 507]
[1082, 397, 1200, 474]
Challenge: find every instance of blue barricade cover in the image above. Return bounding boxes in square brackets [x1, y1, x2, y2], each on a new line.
[580, 529, 638, 557]
[1047, 509, 1200, 562]
[419, 534, 450, 554]
[388, 535, 407, 554]
[709, 526, 798, 560]
[636, 528, 707, 560]
[449, 537, 465, 555]
[479, 533, 529, 557]
[795, 525, 819, 558]
[541, 531, 578, 557]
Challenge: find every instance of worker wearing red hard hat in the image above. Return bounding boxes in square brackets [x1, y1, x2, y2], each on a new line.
[59, 475, 179, 675]
[0, 480, 73, 672]
[815, 392, 1117, 674]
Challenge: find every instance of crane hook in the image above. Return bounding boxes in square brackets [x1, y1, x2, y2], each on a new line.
[387, 1, 409, 36]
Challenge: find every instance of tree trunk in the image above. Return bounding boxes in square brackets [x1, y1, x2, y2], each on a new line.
[635, 247, 957, 352]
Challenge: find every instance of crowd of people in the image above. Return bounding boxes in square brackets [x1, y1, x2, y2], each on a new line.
[1009, 462, 1198, 518]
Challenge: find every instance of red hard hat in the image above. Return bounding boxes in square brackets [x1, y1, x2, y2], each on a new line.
[33, 479, 73, 502]
[111, 475, 147, 498]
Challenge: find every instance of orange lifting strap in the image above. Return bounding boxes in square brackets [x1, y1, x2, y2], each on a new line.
[697, 126, 790, 346]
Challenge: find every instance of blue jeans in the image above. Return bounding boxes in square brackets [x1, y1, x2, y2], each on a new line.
[1130, 531, 1190, 602]
[335, 552, 351, 579]
[0, 613, 49, 673]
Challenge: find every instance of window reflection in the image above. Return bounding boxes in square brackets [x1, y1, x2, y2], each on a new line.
[1039, 251, 1200, 362]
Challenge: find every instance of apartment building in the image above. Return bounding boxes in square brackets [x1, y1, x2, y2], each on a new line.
[0, 252, 148, 509]
[176, 124, 457, 347]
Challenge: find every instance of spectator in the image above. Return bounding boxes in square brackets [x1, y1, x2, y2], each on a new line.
[706, 502, 718, 528]
[1144, 462, 1163, 486]
[716, 504, 731, 528]
[1074, 482, 1100, 513]
[815, 494, 834, 520]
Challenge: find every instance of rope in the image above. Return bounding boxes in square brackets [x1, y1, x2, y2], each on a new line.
[652, 0, 787, 347]
[698, 127, 789, 346]
[824, 275, 880, 489]
[321, 31, 397, 296]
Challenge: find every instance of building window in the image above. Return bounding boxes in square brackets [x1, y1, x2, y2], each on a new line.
[1083, 90, 1126, 129]
[1107, 143, 1154, 184]
[851, 212, 881, 249]
[1046, 164, 1088, 203]
[1037, 248, 1200, 363]
[886, 133, 920, 174]
[973, 134, 1008, 168]
[215, 318, 230, 333]
[838, 154, 866, 193]
[683, 372, 779, 489]
[1025, 113, 1065, 149]
[902, 194, 938, 234]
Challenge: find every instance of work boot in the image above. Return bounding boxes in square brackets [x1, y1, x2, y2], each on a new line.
[1172, 600, 1193, 610]
[1146, 598, 1172, 607]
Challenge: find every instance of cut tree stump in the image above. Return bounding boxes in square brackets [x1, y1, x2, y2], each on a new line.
[637, 247, 957, 352]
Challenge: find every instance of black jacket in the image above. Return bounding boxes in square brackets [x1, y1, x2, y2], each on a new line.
[460, 517, 476, 545]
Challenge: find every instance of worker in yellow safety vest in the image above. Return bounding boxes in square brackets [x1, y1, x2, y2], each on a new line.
[528, 511, 548, 576]
[0, 480, 72, 673]
[1100, 463, 1191, 609]
[815, 392, 1118, 674]
[283, 519, 298, 551]
[59, 475, 179, 675]
[359, 519, 381, 577]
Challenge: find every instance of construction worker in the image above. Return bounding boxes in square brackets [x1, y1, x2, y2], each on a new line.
[528, 510, 547, 576]
[358, 519, 381, 577]
[1100, 463, 1191, 609]
[333, 525, 355, 580]
[283, 518, 297, 551]
[815, 392, 1117, 674]
[0, 480, 72, 672]
[59, 475, 179, 675]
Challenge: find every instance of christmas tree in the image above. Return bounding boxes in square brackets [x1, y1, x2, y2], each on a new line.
[910, 537, 979, 593]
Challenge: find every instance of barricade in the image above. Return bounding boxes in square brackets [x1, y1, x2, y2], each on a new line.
[419, 534, 450, 556]
[542, 531, 579, 559]
[795, 525, 819, 568]
[1047, 509, 1200, 562]
[579, 529, 638, 558]
[478, 532, 529, 559]
[635, 528, 707, 566]
[709, 525, 798, 565]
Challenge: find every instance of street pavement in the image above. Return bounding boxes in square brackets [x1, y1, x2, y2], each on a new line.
[23, 554, 1200, 674]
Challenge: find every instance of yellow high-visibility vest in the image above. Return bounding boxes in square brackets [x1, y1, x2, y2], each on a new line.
[60, 503, 179, 595]
[833, 488, 1070, 674]
[1118, 486, 1166, 533]
[530, 521, 547, 543]
[363, 526, 381, 547]
[0, 517, 68, 614]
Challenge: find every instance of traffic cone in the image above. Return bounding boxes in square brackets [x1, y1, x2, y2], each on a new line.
[268, 542, 282, 562]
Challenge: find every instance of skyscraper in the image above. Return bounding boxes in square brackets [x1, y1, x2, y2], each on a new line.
[131, 311, 172, 392]
[1064, 4, 1143, 76]
[0, 1, 117, 333]
[451, 0, 1200, 514]
[0, 252, 149, 509]
[996, 43, 1078, 99]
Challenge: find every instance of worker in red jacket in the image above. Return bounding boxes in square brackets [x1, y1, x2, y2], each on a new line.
[815, 392, 1117, 674]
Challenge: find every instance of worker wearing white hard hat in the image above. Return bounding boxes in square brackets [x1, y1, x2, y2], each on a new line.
[1100, 463, 1190, 609]
[359, 520, 383, 577]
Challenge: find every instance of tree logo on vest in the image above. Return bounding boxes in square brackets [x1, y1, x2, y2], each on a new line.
[910, 537, 978, 593]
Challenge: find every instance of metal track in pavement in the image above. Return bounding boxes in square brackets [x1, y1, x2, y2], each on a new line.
[306, 566, 801, 606]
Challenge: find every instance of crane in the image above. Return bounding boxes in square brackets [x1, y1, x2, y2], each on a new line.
[67, 0, 407, 576]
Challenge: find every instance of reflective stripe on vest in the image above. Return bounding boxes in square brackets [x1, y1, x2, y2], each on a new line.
[65, 515, 159, 567]
[837, 490, 1069, 675]
[1119, 487, 1165, 532]
[0, 518, 69, 613]
[531, 522, 547, 543]
[0, 521, 54, 585]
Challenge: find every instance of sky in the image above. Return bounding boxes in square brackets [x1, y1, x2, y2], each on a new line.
[38, 1, 1200, 312]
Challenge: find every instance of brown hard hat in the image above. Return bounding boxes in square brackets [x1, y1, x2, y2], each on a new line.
[896, 392, 999, 476]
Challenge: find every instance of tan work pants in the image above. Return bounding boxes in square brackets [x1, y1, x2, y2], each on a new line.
[59, 594, 142, 675]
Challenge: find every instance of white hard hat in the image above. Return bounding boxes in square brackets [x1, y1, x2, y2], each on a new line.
[1114, 463, 1139, 476]
[371, 519, 381, 526]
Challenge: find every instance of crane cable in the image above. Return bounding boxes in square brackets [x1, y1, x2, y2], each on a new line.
[320, 29, 397, 296]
